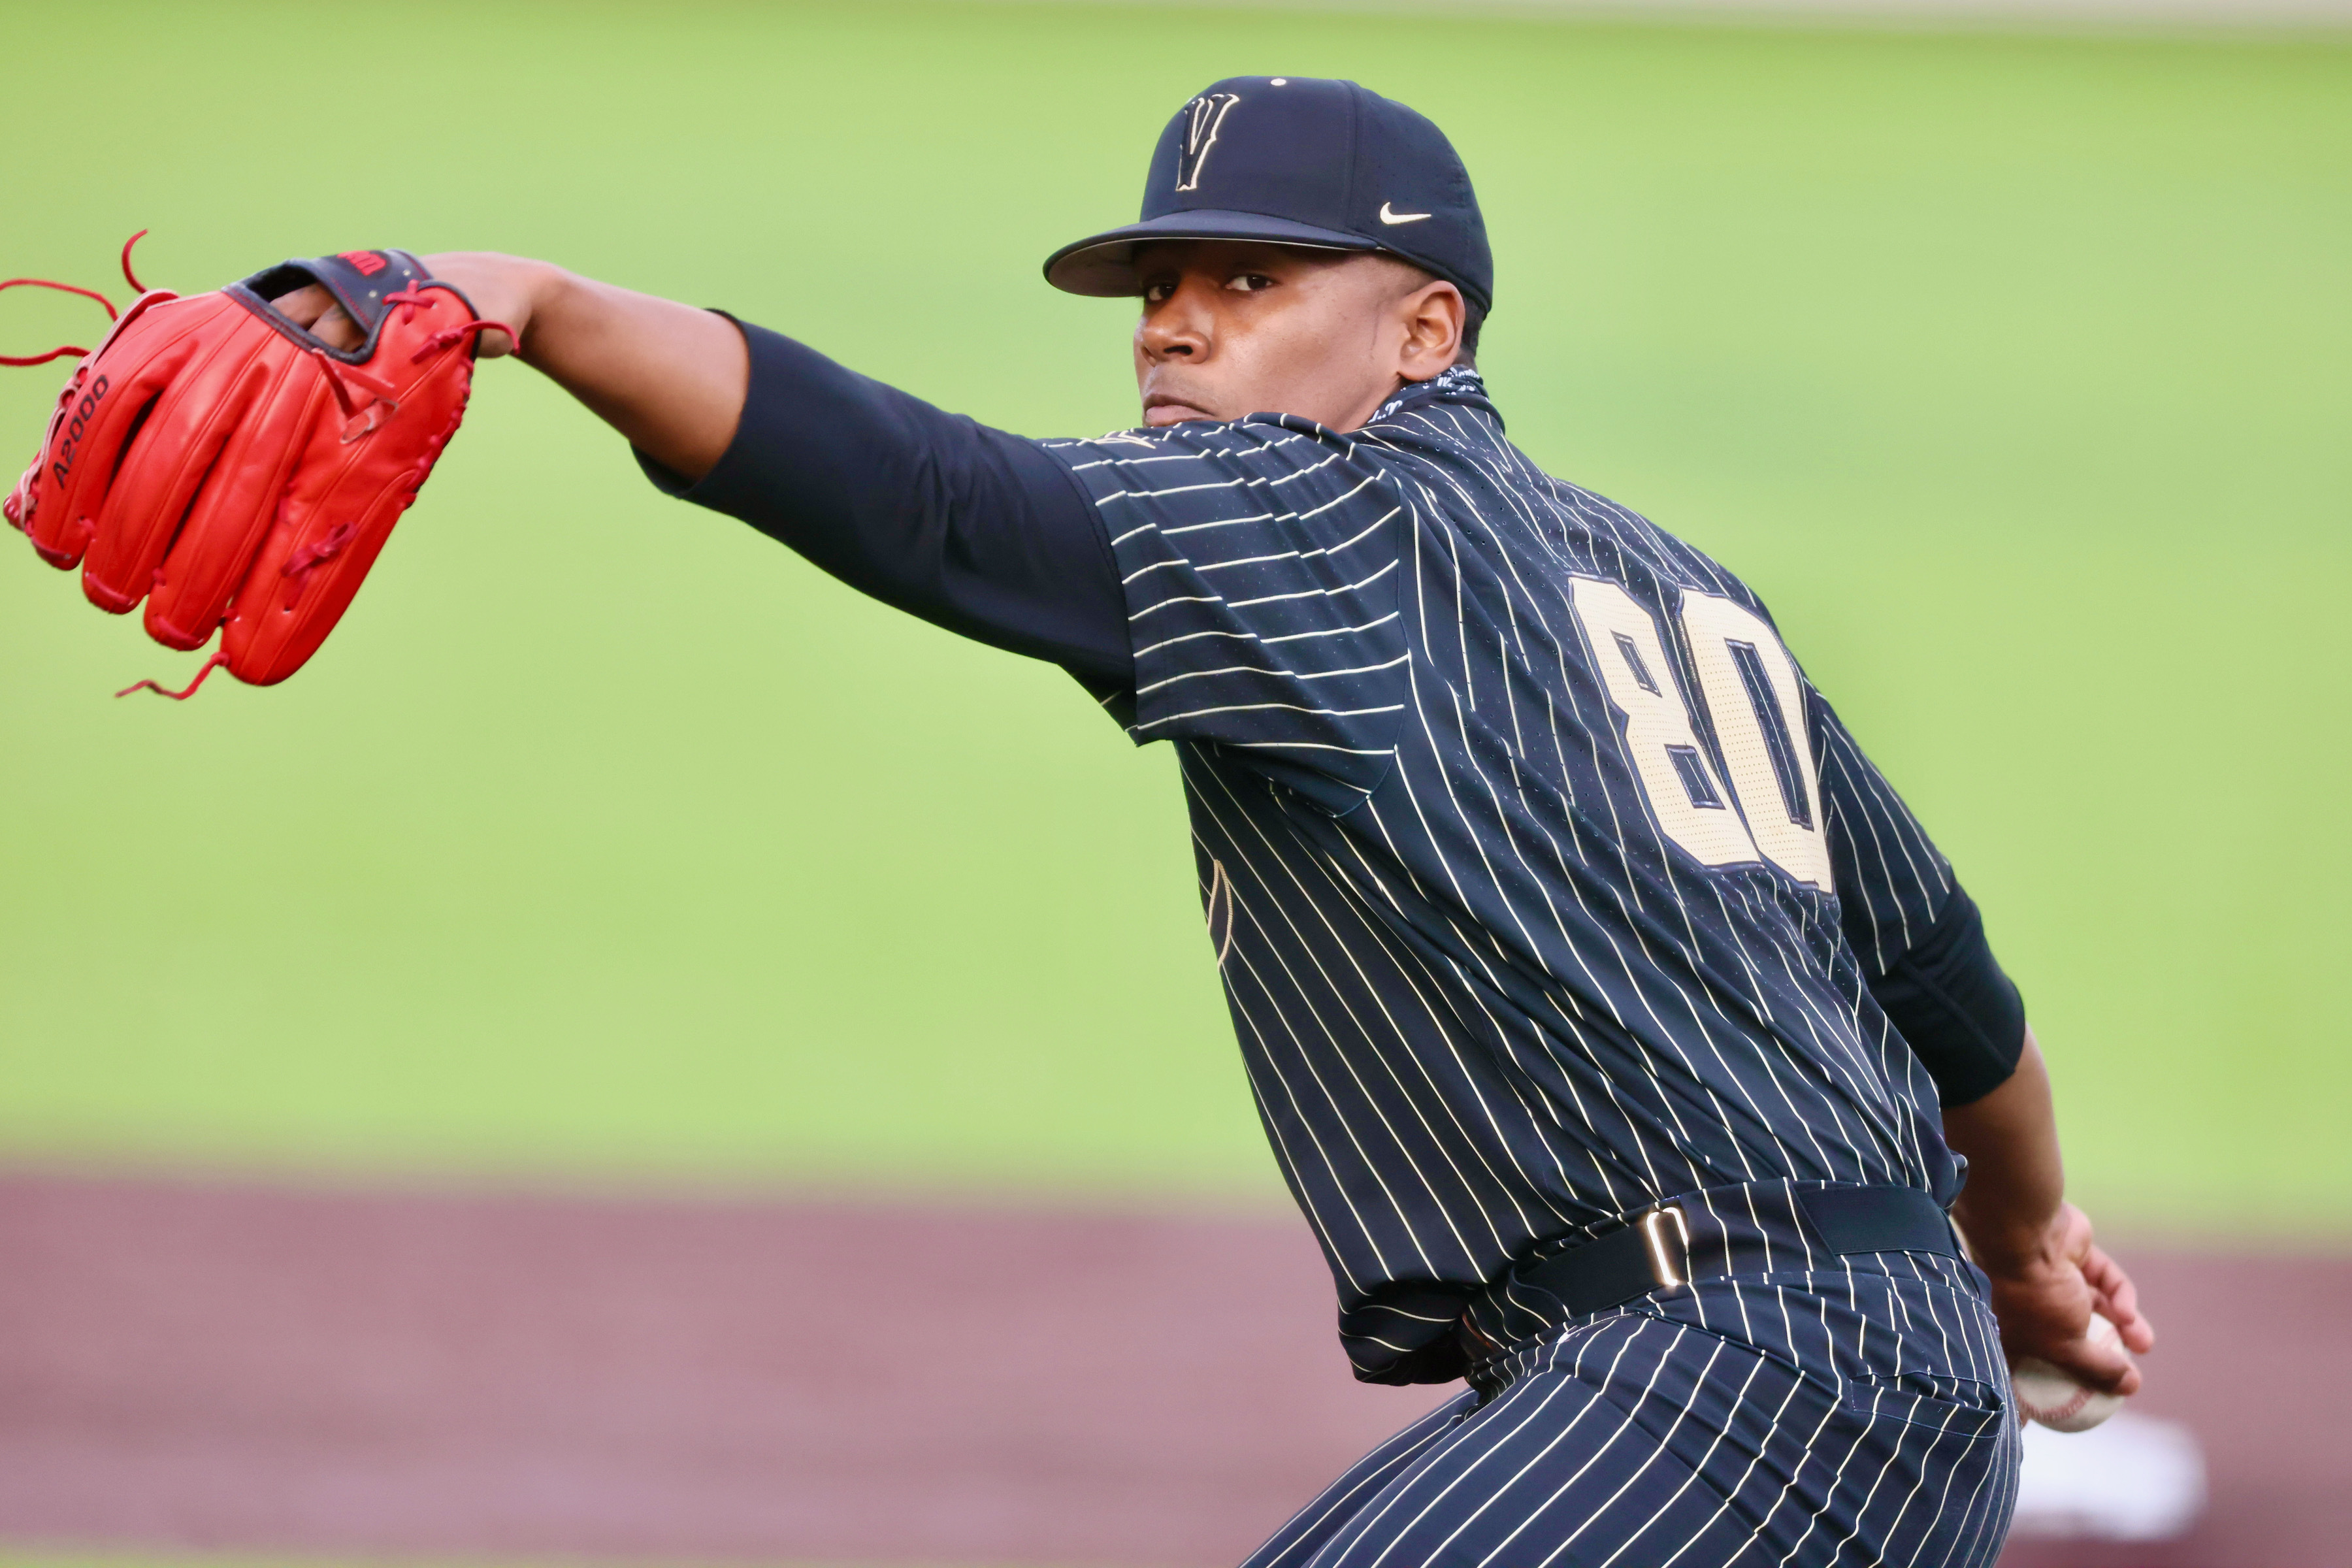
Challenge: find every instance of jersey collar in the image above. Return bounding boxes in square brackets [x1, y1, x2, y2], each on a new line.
[1368, 364, 1502, 431]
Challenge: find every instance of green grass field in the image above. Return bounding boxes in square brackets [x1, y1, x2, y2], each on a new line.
[0, 0, 2345, 1232]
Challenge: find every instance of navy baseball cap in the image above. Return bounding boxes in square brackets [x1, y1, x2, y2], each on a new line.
[1045, 76, 1494, 315]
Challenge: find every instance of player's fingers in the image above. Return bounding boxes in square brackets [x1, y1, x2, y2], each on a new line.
[2098, 1250, 2154, 1326]
[268, 282, 337, 329]
[2097, 1292, 2153, 1348]
[2053, 1323, 2142, 1397]
[2054, 1200, 2099, 1264]
[2084, 1247, 2157, 1351]
[312, 304, 362, 351]
[2079, 1243, 2126, 1301]
[265, 284, 363, 351]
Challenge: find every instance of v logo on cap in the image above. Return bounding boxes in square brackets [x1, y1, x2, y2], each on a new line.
[1175, 93, 1241, 192]
[1044, 76, 1495, 317]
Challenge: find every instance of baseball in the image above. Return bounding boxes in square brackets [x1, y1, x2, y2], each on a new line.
[2010, 1313, 2127, 1432]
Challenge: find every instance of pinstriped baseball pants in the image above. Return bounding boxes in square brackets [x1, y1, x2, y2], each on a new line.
[1244, 1270, 2021, 1568]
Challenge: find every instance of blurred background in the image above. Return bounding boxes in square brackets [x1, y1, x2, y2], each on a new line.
[1, 1, 2344, 1565]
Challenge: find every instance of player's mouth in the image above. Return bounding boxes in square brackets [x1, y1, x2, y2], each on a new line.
[1142, 392, 1220, 427]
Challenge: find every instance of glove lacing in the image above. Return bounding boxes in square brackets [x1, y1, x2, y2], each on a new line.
[0, 230, 150, 365]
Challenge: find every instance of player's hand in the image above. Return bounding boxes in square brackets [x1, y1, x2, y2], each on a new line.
[268, 252, 534, 357]
[1981, 1200, 2156, 1396]
[416, 253, 537, 357]
[280, 248, 743, 481]
[268, 282, 366, 350]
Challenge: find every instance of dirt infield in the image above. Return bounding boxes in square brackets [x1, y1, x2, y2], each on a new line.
[1, 1173, 2343, 1567]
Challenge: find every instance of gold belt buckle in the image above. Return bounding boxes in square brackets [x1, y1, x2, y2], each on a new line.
[1641, 1203, 1693, 1290]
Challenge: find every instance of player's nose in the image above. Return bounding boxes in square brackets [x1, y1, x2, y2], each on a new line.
[1137, 278, 1214, 361]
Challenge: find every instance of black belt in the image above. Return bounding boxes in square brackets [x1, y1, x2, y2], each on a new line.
[1512, 1183, 1959, 1319]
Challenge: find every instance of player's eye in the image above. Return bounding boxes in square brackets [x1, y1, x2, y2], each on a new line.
[1226, 272, 1277, 293]
[1141, 279, 1177, 304]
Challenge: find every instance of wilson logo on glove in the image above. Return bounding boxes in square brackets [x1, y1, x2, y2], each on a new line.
[3, 234, 514, 699]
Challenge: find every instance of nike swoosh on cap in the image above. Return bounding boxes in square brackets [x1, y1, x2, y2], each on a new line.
[1379, 203, 1433, 225]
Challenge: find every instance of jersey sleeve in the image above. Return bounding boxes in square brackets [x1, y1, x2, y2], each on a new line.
[638, 320, 1132, 687]
[1041, 416, 1412, 816]
[1814, 690, 2027, 1106]
[1813, 691, 1952, 972]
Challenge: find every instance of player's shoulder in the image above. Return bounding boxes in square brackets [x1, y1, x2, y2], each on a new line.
[1347, 377, 1811, 649]
[1550, 476, 1768, 610]
[1037, 364, 1506, 485]
[1351, 376, 1768, 609]
[1037, 414, 1409, 559]
[1039, 412, 1377, 499]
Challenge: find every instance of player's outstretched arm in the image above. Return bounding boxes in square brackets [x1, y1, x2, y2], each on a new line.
[272, 250, 1132, 683]
[1943, 1028, 2156, 1396]
[270, 252, 748, 482]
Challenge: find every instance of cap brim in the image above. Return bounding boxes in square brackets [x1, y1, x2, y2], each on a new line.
[1044, 210, 1379, 297]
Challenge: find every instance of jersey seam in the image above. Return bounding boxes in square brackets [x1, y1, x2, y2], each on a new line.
[1330, 484, 1412, 819]
[1032, 436, 1141, 695]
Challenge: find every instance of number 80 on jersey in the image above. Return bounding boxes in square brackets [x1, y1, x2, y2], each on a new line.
[1569, 579, 1834, 892]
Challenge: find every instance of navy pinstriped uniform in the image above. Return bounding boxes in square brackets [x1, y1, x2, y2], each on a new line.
[643, 67, 2034, 1566]
[649, 322, 2031, 1564]
[1036, 365, 2021, 1565]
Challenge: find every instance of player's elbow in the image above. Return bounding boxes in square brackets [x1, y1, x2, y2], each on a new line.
[1865, 886, 2027, 1107]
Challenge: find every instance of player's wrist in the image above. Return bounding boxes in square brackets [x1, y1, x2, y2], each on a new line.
[418, 252, 558, 359]
[1964, 1201, 2072, 1281]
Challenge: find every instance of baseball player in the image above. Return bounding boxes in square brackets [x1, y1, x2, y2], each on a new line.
[23, 77, 2154, 1568]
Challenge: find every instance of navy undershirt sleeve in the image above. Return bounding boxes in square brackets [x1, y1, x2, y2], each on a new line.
[636, 319, 1133, 689]
[1847, 885, 2027, 1107]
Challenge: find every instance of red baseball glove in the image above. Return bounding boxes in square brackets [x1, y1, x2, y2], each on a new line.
[3, 247, 508, 695]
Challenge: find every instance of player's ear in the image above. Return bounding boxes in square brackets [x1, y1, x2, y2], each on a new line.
[1396, 279, 1465, 383]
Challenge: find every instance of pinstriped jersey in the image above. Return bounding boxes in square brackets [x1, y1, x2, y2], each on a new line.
[1041, 367, 1967, 1382]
